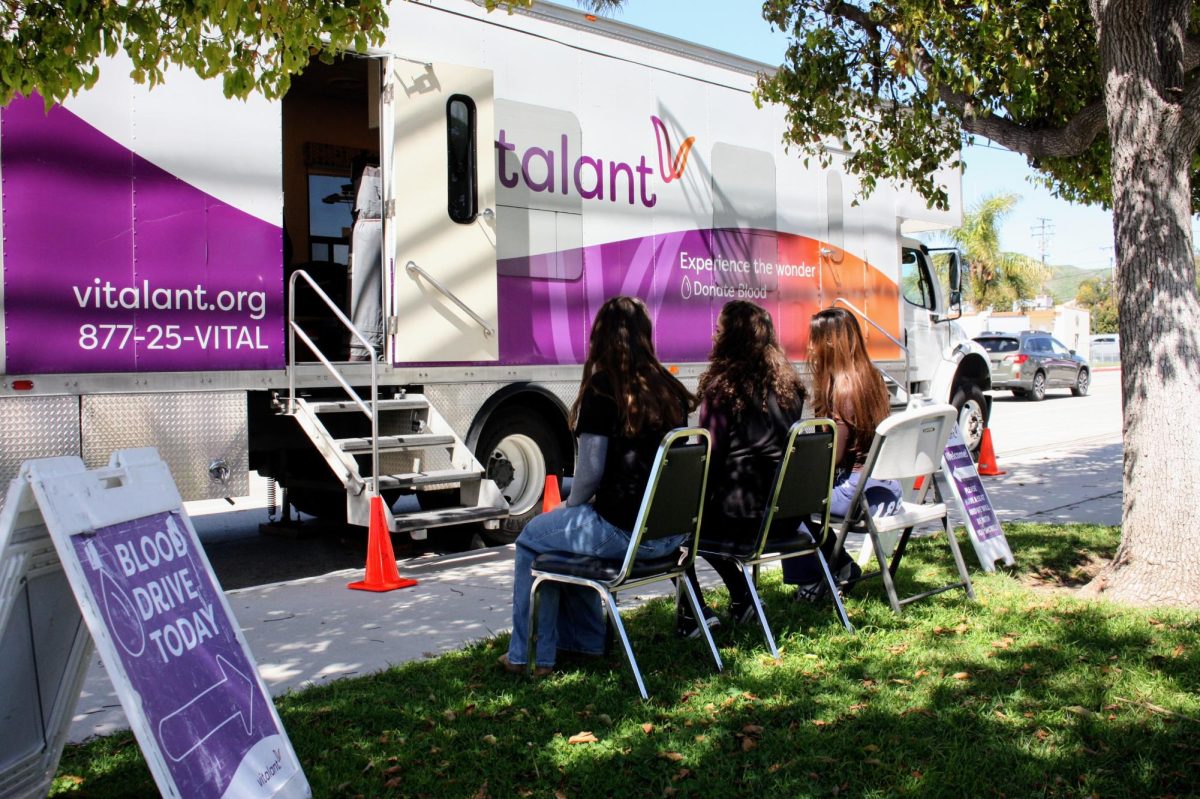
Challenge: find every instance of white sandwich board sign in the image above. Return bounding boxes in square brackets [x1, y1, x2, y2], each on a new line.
[0, 449, 309, 799]
[940, 426, 1015, 572]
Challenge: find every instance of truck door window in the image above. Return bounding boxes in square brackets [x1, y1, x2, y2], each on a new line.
[446, 95, 477, 223]
[901, 249, 934, 309]
[307, 173, 353, 264]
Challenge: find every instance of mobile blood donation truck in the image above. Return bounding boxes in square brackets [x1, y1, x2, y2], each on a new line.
[0, 0, 991, 544]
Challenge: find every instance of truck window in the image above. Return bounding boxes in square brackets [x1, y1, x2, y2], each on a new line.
[307, 173, 353, 264]
[447, 95, 477, 223]
[901, 248, 934, 309]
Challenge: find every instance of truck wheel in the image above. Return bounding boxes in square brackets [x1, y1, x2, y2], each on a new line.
[951, 383, 988, 458]
[1071, 368, 1090, 397]
[1011, 388, 1027, 398]
[1030, 371, 1047, 401]
[475, 408, 565, 546]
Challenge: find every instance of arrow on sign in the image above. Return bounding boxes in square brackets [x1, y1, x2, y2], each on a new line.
[157, 654, 256, 762]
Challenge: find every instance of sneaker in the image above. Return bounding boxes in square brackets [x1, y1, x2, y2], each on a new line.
[676, 604, 720, 639]
[729, 599, 763, 625]
[835, 560, 863, 595]
[794, 581, 828, 604]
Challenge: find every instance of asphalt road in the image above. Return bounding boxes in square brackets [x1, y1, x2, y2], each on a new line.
[984, 367, 1123, 459]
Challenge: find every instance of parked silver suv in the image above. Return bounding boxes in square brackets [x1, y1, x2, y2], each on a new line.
[973, 331, 1090, 401]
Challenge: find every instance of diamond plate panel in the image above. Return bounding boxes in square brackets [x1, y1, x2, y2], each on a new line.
[422, 382, 580, 435]
[0, 396, 81, 515]
[81, 392, 248, 501]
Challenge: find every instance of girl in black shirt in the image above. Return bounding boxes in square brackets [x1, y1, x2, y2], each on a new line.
[500, 296, 694, 675]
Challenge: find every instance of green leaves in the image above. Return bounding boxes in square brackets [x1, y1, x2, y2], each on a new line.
[755, 0, 1118, 210]
[0, 0, 393, 105]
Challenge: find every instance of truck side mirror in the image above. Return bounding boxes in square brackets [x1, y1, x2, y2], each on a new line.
[947, 251, 963, 308]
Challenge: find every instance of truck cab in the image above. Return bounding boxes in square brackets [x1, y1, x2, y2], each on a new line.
[900, 239, 993, 454]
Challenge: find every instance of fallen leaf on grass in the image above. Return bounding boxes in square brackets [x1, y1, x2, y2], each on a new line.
[568, 732, 598, 745]
[887, 644, 909, 655]
[863, 744, 880, 752]
[384, 766, 402, 777]
[472, 780, 490, 799]
[1065, 706, 1094, 717]
[914, 669, 929, 679]
[642, 723, 654, 734]
[384, 777, 403, 790]
[660, 751, 685, 763]
[865, 758, 883, 766]
[554, 790, 568, 799]
[1172, 644, 1185, 658]
[951, 672, 971, 680]
[742, 724, 764, 737]
[812, 719, 829, 727]
[672, 769, 691, 781]
[741, 736, 758, 752]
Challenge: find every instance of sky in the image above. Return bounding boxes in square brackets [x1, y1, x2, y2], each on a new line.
[593, 0, 1121, 273]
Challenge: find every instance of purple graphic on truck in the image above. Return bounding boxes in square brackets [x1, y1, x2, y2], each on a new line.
[1, 96, 283, 374]
[71, 510, 297, 798]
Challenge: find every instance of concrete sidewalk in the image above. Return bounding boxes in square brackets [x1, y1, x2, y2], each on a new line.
[67, 436, 1122, 743]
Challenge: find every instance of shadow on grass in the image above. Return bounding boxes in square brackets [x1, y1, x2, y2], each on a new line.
[55, 525, 1199, 799]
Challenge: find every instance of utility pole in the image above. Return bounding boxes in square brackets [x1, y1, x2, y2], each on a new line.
[1030, 217, 1055, 267]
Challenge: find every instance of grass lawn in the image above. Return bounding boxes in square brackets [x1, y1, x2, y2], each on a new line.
[53, 523, 1200, 798]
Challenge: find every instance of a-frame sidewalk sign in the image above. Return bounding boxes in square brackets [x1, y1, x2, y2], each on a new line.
[0, 448, 310, 799]
[940, 426, 1015, 572]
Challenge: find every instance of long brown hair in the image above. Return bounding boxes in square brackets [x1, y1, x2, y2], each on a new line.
[698, 300, 805, 416]
[569, 296, 696, 436]
[807, 307, 889, 437]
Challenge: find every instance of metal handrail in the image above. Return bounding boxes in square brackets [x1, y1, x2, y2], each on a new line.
[404, 261, 495, 337]
[833, 296, 910, 398]
[288, 269, 380, 496]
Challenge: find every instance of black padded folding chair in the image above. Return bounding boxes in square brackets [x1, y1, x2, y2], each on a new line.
[830, 404, 976, 614]
[697, 418, 852, 659]
[527, 428, 721, 699]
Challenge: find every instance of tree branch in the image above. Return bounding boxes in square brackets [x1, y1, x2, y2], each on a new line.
[904, 39, 1108, 158]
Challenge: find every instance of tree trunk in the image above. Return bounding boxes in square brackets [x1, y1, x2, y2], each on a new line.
[1084, 0, 1200, 605]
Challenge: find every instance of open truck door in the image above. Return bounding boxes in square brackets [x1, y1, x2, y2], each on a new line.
[387, 61, 498, 363]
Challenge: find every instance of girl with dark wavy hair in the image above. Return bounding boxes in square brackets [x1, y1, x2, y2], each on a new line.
[501, 296, 695, 675]
[781, 306, 901, 600]
[678, 301, 806, 636]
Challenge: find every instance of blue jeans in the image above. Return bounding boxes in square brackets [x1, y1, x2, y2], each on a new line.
[782, 471, 901, 584]
[507, 504, 685, 668]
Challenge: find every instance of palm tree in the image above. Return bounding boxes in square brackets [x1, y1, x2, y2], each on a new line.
[941, 194, 1048, 311]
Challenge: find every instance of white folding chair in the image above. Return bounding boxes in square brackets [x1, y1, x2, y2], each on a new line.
[829, 404, 976, 614]
[527, 428, 721, 699]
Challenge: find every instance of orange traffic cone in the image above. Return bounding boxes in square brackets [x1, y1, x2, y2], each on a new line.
[348, 495, 418, 592]
[541, 474, 561, 513]
[976, 428, 1007, 476]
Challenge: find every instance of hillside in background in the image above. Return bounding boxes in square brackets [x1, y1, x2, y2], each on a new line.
[1044, 263, 1110, 303]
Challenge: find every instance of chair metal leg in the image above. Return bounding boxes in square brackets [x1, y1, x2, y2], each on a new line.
[816, 550, 855, 633]
[601, 589, 648, 700]
[870, 524, 905, 614]
[942, 517, 977, 600]
[527, 575, 544, 676]
[679, 575, 723, 672]
[739, 563, 778, 658]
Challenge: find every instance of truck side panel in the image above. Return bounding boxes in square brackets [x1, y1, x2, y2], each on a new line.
[0, 67, 283, 376]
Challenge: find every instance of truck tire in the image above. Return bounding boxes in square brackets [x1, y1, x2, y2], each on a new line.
[951, 383, 988, 458]
[475, 407, 566, 546]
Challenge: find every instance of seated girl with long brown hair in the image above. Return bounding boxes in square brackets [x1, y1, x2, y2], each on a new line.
[501, 296, 696, 675]
[781, 307, 901, 600]
[678, 301, 806, 637]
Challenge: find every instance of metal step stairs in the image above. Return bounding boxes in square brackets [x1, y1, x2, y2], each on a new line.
[286, 392, 509, 534]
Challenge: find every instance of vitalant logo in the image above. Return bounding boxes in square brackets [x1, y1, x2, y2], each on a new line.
[650, 115, 695, 183]
[495, 116, 695, 208]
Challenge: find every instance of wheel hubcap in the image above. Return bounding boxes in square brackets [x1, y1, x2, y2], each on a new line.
[959, 400, 985, 451]
[486, 433, 546, 516]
